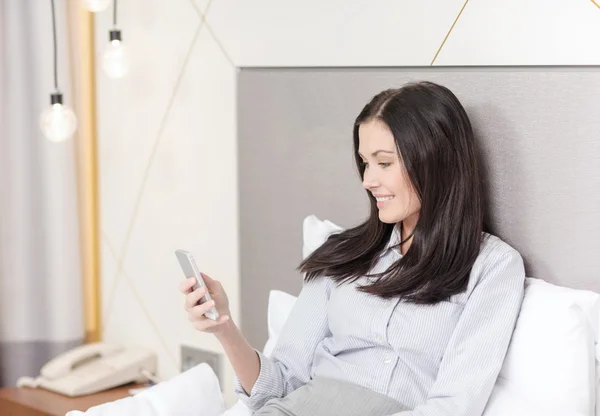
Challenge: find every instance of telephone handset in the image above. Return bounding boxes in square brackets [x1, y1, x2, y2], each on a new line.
[40, 342, 123, 380]
[17, 342, 157, 397]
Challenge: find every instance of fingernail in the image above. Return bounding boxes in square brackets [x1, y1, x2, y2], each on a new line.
[224, 315, 229, 321]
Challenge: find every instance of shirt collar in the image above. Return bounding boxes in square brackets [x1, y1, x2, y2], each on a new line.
[383, 225, 403, 253]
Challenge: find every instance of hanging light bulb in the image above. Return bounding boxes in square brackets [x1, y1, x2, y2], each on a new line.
[102, 29, 129, 78]
[81, 0, 110, 12]
[41, 0, 77, 142]
[40, 93, 78, 143]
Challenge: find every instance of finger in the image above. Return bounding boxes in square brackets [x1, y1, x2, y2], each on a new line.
[206, 314, 230, 326]
[200, 273, 220, 290]
[185, 287, 206, 310]
[193, 315, 230, 331]
[200, 272, 213, 283]
[178, 277, 196, 294]
[185, 287, 207, 309]
[189, 300, 216, 319]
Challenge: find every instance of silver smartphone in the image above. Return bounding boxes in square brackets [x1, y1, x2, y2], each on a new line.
[175, 249, 219, 321]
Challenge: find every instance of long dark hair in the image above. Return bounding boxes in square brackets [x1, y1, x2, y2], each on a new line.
[298, 81, 488, 304]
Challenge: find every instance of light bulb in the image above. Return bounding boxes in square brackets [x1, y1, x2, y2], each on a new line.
[102, 30, 130, 79]
[40, 94, 78, 143]
[81, 0, 110, 12]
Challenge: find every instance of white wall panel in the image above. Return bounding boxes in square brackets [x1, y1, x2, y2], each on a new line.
[434, 0, 600, 65]
[207, 0, 467, 66]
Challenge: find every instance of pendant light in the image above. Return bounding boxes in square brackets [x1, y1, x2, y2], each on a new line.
[102, 0, 129, 79]
[81, 0, 110, 12]
[40, 0, 78, 143]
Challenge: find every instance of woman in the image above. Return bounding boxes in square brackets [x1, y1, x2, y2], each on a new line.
[179, 81, 526, 416]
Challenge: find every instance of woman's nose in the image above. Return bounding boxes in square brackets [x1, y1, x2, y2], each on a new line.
[362, 171, 379, 190]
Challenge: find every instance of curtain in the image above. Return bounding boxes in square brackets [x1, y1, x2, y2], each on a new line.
[0, 0, 85, 386]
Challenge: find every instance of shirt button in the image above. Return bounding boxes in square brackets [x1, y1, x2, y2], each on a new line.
[375, 334, 384, 342]
[383, 356, 393, 364]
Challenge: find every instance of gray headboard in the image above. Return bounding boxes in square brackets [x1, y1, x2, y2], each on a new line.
[237, 67, 600, 348]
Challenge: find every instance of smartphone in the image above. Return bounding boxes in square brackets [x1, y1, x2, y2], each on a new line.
[175, 249, 219, 321]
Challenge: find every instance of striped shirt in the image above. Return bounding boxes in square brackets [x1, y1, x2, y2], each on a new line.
[234, 230, 526, 416]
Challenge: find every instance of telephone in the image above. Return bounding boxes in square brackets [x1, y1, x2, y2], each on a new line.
[16, 342, 157, 397]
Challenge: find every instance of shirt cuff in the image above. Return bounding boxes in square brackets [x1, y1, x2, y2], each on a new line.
[233, 349, 281, 411]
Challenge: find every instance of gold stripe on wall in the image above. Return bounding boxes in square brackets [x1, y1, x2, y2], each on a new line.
[431, 0, 470, 65]
[67, 4, 102, 343]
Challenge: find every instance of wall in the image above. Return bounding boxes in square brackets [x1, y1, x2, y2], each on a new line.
[94, 0, 600, 407]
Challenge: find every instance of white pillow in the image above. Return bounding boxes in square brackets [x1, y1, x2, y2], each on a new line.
[263, 290, 298, 357]
[482, 377, 568, 416]
[483, 278, 599, 416]
[66, 363, 226, 416]
[302, 214, 343, 259]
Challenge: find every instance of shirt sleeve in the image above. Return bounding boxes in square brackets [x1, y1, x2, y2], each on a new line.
[233, 276, 332, 411]
[390, 248, 526, 416]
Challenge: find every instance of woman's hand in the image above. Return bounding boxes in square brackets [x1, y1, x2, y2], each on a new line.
[179, 273, 232, 334]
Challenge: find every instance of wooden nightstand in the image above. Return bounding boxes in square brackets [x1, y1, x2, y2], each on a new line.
[0, 383, 144, 416]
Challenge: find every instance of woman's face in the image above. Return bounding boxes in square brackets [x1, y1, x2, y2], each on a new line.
[358, 119, 421, 225]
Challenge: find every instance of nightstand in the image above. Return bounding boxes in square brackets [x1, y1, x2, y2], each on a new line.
[0, 383, 144, 416]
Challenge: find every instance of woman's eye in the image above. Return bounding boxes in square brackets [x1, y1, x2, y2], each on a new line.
[379, 162, 391, 168]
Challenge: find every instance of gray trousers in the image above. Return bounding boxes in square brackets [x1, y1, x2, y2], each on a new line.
[253, 377, 409, 416]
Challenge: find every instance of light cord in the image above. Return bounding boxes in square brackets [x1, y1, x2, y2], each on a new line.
[50, 0, 58, 90]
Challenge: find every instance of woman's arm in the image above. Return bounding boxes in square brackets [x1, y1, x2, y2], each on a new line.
[222, 276, 332, 411]
[216, 320, 261, 396]
[391, 248, 526, 416]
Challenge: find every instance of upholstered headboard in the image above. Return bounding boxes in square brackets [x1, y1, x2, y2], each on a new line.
[237, 67, 600, 348]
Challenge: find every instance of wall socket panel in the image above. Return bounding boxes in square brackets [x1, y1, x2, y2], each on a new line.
[180, 345, 223, 388]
